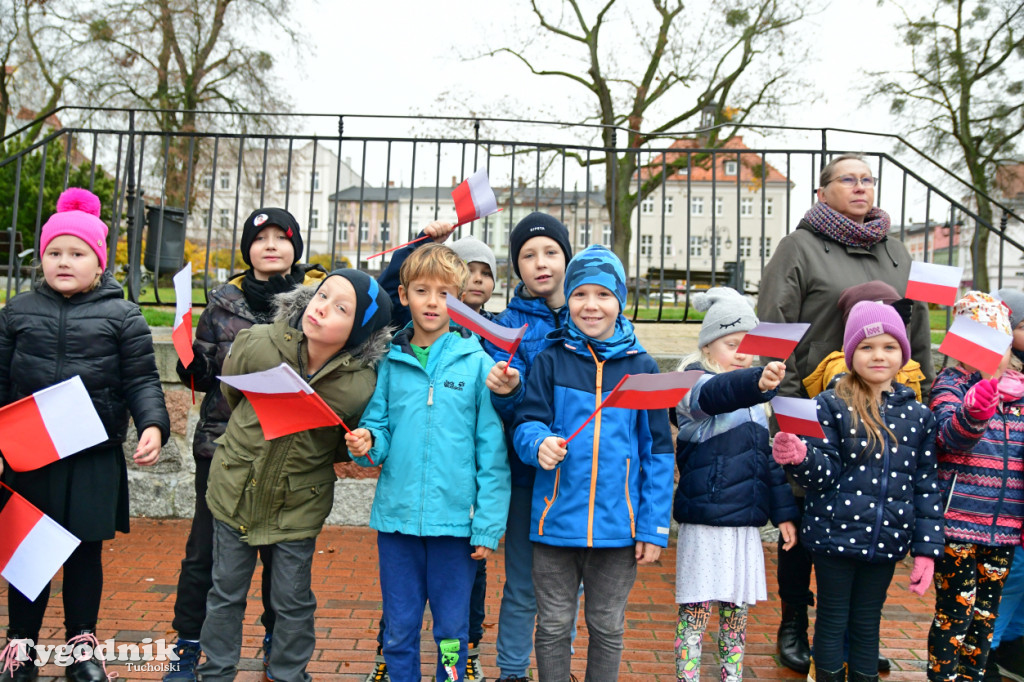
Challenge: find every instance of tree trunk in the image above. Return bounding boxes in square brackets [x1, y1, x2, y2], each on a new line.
[971, 191, 993, 292]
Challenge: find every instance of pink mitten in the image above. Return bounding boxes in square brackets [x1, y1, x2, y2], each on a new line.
[908, 556, 935, 595]
[772, 432, 807, 466]
[964, 377, 1000, 421]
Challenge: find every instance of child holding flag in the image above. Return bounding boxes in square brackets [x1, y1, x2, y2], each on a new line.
[926, 291, 1024, 682]
[165, 206, 326, 680]
[512, 244, 675, 681]
[672, 287, 798, 682]
[196, 269, 392, 682]
[345, 244, 511, 682]
[0, 188, 170, 681]
[772, 301, 943, 682]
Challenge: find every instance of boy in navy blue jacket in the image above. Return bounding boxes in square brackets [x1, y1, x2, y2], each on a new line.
[513, 245, 675, 681]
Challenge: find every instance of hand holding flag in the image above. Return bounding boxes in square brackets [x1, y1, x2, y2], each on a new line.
[452, 169, 501, 227]
[736, 322, 810, 360]
[771, 396, 825, 439]
[217, 363, 352, 441]
[0, 376, 108, 472]
[537, 436, 567, 470]
[905, 261, 963, 306]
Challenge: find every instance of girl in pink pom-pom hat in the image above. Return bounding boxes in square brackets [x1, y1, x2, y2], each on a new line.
[0, 187, 170, 680]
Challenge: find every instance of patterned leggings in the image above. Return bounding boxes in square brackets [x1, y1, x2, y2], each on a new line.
[675, 601, 748, 682]
[928, 542, 1014, 682]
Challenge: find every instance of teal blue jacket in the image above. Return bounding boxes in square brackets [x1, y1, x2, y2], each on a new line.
[354, 325, 511, 549]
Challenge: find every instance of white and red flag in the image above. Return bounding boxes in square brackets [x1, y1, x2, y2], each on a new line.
[218, 363, 351, 441]
[771, 396, 825, 439]
[452, 169, 500, 227]
[0, 376, 108, 472]
[905, 261, 963, 306]
[0, 483, 80, 601]
[173, 263, 194, 368]
[563, 370, 703, 444]
[446, 293, 527, 355]
[736, 322, 811, 360]
[938, 316, 1012, 376]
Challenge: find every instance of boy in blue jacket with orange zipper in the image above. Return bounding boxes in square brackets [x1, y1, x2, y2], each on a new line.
[512, 245, 675, 682]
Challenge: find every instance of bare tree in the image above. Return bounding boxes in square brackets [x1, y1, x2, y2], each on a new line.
[874, 0, 1024, 291]
[477, 0, 814, 263]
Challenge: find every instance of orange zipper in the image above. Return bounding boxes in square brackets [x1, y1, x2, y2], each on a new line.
[538, 468, 560, 536]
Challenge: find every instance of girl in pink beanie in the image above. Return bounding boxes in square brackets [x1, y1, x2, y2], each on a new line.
[0, 188, 170, 680]
[772, 301, 942, 682]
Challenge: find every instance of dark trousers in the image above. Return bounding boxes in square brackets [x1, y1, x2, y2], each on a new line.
[171, 455, 276, 640]
[778, 495, 815, 607]
[928, 542, 1014, 682]
[811, 553, 895, 675]
[7, 541, 104, 641]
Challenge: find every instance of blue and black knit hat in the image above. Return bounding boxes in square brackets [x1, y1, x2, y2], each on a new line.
[317, 268, 392, 349]
[563, 245, 627, 311]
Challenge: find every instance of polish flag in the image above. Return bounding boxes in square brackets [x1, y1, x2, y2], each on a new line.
[563, 371, 702, 444]
[0, 376, 108, 472]
[0, 485, 80, 601]
[173, 263, 194, 368]
[736, 322, 811, 360]
[771, 396, 825, 439]
[446, 293, 527, 354]
[218, 363, 347, 440]
[452, 169, 500, 226]
[938, 316, 1012, 376]
[905, 261, 963, 306]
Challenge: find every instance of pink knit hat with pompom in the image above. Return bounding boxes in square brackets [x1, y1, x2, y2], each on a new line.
[40, 188, 109, 270]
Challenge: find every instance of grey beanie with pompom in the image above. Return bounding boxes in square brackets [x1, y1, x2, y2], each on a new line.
[695, 286, 759, 349]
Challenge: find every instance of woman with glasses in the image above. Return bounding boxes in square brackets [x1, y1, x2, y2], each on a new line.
[757, 153, 935, 679]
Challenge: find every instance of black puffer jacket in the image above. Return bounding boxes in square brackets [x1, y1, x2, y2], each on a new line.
[177, 264, 326, 460]
[0, 272, 170, 540]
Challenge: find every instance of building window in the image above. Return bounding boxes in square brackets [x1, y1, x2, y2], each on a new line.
[765, 197, 774, 217]
[640, 234, 653, 258]
[739, 236, 752, 257]
[691, 196, 704, 216]
[503, 222, 512, 248]
[578, 224, 590, 248]
[219, 209, 230, 230]
[714, 235, 723, 257]
[640, 197, 655, 214]
[715, 196, 724, 217]
[380, 221, 390, 243]
[740, 197, 754, 217]
[310, 209, 319, 230]
[662, 235, 673, 257]
[602, 224, 612, 246]
[760, 237, 772, 258]
[725, 160, 738, 176]
[219, 171, 231, 190]
[689, 235, 703, 257]
[201, 173, 213, 189]
[340, 221, 349, 241]
[312, 171, 321, 191]
[664, 196, 674, 216]
[278, 174, 289, 192]
[254, 172, 263, 190]
[360, 221, 369, 243]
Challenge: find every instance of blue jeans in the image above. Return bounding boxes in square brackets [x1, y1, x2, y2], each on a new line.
[994, 545, 1024, 648]
[378, 532, 477, 682]
[496, 484, 537, 677]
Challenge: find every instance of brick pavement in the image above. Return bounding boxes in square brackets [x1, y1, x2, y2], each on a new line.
[0, 518, 936, 681]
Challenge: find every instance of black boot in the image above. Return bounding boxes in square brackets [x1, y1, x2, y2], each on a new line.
[816, 666, 847, 682]
[777, 601, 812, 674]
[985, 645, 1005, 682]
[998, 636, 1024, 682]
[877, 653, 891, 672]
[63, 630, 110, 682]
[0, 636, 39, 682]
[849, 671, 878, 682]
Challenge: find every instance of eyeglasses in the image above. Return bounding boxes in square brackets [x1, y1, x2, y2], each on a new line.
[826, 175, 877, 188]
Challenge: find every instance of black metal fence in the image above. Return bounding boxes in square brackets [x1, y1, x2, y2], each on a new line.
[1, 108, 1021, 322]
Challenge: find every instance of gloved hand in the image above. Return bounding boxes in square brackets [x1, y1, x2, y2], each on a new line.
[964, 377, 1000, 421]
[266, 273, 298, 294]
[908, 556, 935, 595]
[772, 432, 807, 466]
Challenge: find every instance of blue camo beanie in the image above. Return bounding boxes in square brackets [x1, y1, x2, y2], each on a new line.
[316, 268, 392, 349]
[563, 245, 627, 311]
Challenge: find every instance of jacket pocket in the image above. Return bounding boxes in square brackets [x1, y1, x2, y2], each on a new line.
[278, 469, 337, 531]
[208, 453, 255, 522]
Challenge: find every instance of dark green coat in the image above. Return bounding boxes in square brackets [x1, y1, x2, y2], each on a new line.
[206, 286, 390, 545]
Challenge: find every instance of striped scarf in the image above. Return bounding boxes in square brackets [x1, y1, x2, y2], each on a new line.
[805, 202, 890, 248]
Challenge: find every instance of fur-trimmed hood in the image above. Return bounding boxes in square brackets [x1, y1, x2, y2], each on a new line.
[271, 283, 393, 367]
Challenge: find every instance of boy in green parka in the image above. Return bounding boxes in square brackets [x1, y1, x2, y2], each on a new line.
[197, 269, 392, 682]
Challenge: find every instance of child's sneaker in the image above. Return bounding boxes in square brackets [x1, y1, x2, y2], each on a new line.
[465, 641, 484, 681]
[162, 639, 202, 681]
[260, 632, 272, 670]
[364, 646, 389, 682]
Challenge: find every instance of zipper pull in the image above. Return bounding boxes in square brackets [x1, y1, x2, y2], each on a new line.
[428, 383, 434, 406]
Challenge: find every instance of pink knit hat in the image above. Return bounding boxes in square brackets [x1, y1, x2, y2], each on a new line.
[843, 300, 911, 368]
[39, 188, 109, 270]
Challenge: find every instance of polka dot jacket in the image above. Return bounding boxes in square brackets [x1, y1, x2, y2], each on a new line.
[784, 383, 944, 563]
